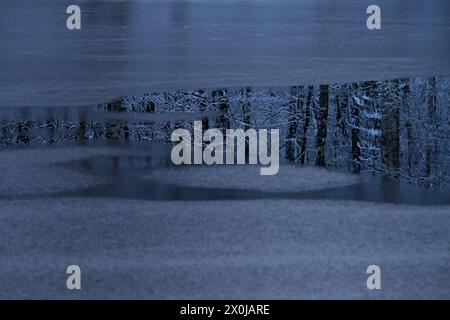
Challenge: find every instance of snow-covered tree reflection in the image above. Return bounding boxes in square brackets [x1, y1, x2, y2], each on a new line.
[1, 76, 449, 187]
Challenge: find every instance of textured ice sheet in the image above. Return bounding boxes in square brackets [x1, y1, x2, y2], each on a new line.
[0, 146, 131, 197]
[1, 0, 449, 107]
[0, 198, 449, 299]
[143, 165, 361, 192]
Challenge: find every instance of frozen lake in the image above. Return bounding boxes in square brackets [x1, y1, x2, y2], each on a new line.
[1, 0, 450, 299]
[1, 0, 450, 107]
[0, 145, 449, 299]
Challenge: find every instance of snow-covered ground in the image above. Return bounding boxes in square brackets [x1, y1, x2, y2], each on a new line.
[0, 146, 449, 299]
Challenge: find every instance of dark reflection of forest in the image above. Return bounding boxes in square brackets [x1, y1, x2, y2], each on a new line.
[1, 76, 449, 188]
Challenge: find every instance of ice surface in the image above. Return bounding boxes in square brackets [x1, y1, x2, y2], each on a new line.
[1, 0, 449, 298]
[0, 147, 449, 298]
[0, 198, 449, 299]
[1, 0, 449, 107]
[143, 165, 361, 192]
[0, 146, 132, 197]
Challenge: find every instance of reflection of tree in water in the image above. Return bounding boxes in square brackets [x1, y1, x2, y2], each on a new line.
[16, 109, 31, 145]
[0, 76, 449, 187]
